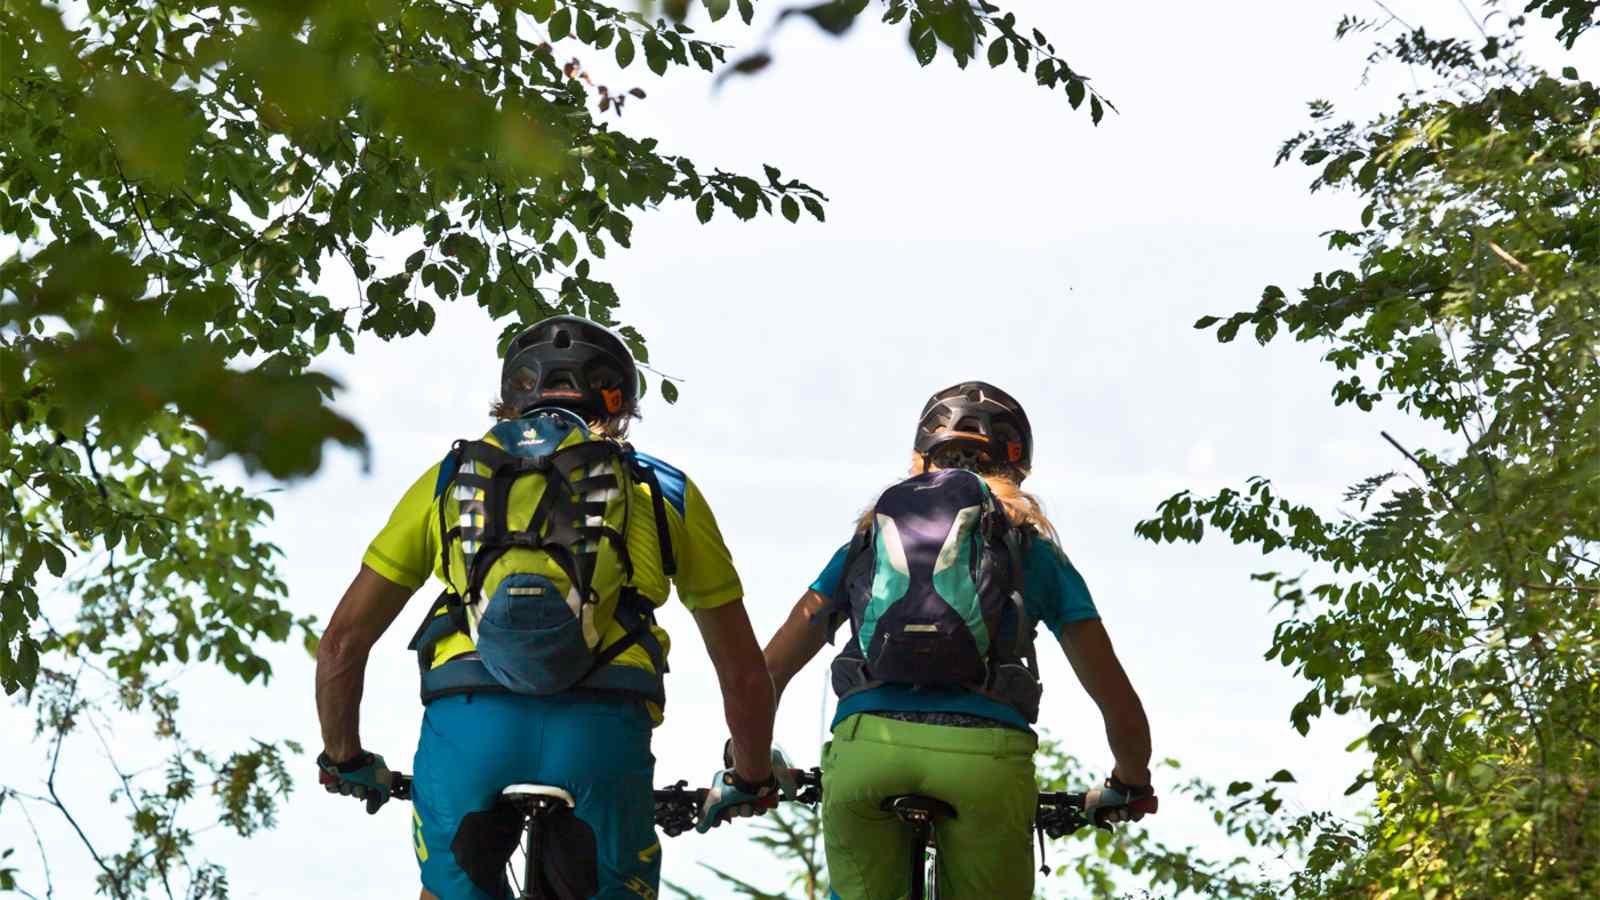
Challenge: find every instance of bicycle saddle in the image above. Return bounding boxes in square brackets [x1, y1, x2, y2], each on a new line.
[498, 784, 575, 817]
[881, 794, 957, 824]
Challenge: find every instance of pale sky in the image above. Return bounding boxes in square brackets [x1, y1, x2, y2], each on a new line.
[6, 1, 1573, 897]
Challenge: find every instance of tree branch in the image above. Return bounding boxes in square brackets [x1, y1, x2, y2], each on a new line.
[42, 670, 126, 900]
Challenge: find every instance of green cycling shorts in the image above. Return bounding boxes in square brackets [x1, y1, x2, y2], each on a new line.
[822, 713, 1038, 900]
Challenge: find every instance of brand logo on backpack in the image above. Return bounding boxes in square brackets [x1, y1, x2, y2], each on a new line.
[825, 468, 1043, 722]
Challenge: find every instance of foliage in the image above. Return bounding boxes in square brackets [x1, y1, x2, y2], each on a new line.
[1140, 10, 1600, 897]
[738, 0, 1115, 123]
[666, 801, 829, 900]
[1522, 0, 1600, 46]
[2, 660, 298, 900]
[0, 0, 1097, 896]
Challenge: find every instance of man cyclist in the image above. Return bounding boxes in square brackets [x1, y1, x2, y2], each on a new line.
[763, 382, 1156, 899]
[314, 315, 780, 900]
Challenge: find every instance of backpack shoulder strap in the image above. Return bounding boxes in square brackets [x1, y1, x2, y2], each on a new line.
[625, 448, 678, 578]
[1002, 524, 1038, 660]
[433, 446, 462, 500]
[808, 527, 871, 643]
[433, 439, 525, 596]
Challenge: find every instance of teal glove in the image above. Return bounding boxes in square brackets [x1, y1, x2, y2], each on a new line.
[721, 741, 801, 801]
[317, 750, 393, 815]
[696, 767, 779, 834]
[1084, 775, 1158, 830]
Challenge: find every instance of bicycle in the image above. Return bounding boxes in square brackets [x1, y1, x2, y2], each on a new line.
[389, 772, 730, 900]
[870, 786, 1095, 900]
[386, 766, 1114, 900]
[754, 767, 1106, 900]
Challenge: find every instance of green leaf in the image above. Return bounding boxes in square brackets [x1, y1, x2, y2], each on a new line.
[615, 31, 635, 68]
[15, 639, 38, 694]
[529, 0, 555, 21]
[782, 1, 866, 36]
[1089, 94, 1104, 125]
[802, 196, 825, 222]
[706, 0, 731, 21]
[661, 379, 679, 403]
[690, 42, 715, 71]
[696, 194, 715, 223]
[643, 33, 668, 76]
[908, 14, 937, 66]
[1193, 315, 1221, 329]
[1065, 78, 1085, 109]
[554, 231, 578, 265]
[1268, 769, 1296, 783]
[737, 0, 755, 24]
[781, 195, 799, 223]
[43, 544, 66, 578]
[987, 37, 1008, 68]
[720, 52, 771, 80]
[549, 7, 572, 41]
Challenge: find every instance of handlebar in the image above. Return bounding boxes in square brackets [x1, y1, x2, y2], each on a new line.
[387, 769, 1097, 838]
[388, 773, 720, 835]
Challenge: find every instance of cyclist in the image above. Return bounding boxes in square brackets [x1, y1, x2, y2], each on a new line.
[314, 315, 780, 900]
[763, 381, 1156, 899]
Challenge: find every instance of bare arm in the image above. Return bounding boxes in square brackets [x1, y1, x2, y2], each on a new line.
[764, 589, 833, 709]
[1059, 619, 1152, 785]
[693, 599, 775, 783]
[315, 565, 416, 761]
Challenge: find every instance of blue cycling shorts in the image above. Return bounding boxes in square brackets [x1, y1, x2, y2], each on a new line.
[411, 691, 659, 900]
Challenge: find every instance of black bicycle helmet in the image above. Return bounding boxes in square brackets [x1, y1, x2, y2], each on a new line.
[501, 315, 637, 420]
[914, 381, 1033, 474]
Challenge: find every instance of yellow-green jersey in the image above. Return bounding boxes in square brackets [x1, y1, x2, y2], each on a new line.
[363, 428, 743, 724]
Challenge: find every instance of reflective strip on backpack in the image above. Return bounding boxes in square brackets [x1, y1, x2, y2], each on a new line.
[453, 456, 486, 572]
[858, 514, 911, 654]
[576, 457, 622, 648]
[930, 503, 991, 655]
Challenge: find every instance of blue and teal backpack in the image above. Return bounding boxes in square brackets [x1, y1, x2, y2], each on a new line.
[824, 468, 1044, 722]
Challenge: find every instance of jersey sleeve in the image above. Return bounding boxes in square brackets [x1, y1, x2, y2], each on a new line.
[810, 542, 853, 598]
[361, 461, 443, 592]
[670, 476, 744, 610]
[1022, 537, 1100, 639]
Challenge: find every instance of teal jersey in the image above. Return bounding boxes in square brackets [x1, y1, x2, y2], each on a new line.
[812, 534, 1100, 731]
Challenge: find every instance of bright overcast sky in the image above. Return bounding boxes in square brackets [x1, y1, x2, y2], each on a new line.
[7, 1, 1577, 897]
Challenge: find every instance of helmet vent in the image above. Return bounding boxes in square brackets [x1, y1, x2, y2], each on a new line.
[553, 329, 573, 349]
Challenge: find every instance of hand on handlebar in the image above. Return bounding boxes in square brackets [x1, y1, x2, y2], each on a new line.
[696, 767, 780, 833]
[317, 750, 394, 815]
[699, 741, 804, 833]
[721, 740, 803, 801]
[1083, 774, 1157, 829]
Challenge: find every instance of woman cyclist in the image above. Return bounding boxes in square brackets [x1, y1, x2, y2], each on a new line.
[763, 381, 1156, 899]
